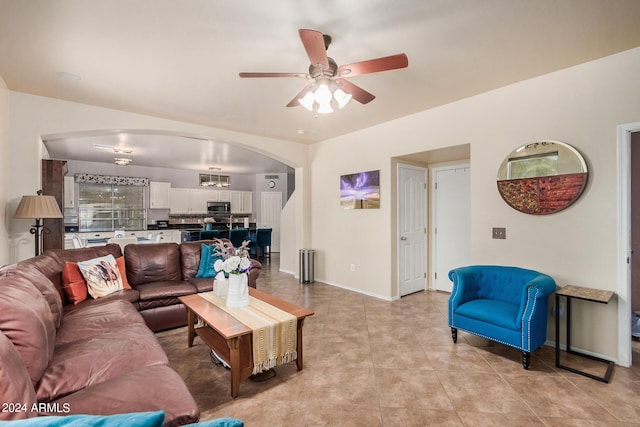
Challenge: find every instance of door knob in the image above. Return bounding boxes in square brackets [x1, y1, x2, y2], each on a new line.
[400, 236, 407, 241]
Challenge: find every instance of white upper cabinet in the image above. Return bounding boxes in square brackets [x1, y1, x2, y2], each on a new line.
[230, 191, 252, 213]
[218, 190, 231, 202]
[169, 188, 213, 214]
[189, 189, 210, 214]
[149, 181, 171, 209]
[170, 188, 191, 214]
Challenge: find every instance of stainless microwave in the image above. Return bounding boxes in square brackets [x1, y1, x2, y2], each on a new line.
[207, 201, 231, 214]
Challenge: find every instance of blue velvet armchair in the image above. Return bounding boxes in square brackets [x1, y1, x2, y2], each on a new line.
[448, 265, 556, 369]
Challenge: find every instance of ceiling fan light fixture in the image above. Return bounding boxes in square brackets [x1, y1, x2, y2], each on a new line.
[333, 88, 352, 109]
[317, 101, 333, 115]
[312, 81, 334, 114]
[298, 91, 315, 111]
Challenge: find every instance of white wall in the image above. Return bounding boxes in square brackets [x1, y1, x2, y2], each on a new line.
[309, 48, 640, 359]
[6, 93, 309, 263]
[0, 74, 9, 265]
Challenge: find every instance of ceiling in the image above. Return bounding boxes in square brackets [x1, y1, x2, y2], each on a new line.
[2, 0, 640, 171]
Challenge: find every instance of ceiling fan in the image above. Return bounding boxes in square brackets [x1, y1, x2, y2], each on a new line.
[239, 29, 408, 114]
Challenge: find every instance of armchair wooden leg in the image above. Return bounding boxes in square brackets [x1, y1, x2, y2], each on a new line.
[451, 327, 458, 343]
[522, 351, 531, 370]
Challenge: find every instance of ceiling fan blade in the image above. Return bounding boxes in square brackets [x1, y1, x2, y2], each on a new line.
[335, 78, 375, 104]
[337, 53, 408, 77]
[299, 29, 330, 69]
[239, 72, 307, 78]
[286, 86, 312, 107]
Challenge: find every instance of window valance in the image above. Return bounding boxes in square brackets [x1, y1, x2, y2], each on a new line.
[74, 173, 149, 186]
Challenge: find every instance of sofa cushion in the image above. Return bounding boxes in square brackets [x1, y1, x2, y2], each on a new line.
[125, 243, 182, 286]
[36, 323, 168, 402]
[0, 331, 37, 420]
[9, 411, 166, 426]
[56, 299, 147, 346]
[455, 299, 520, 331]
[189, 276, 215, 293]
[0, 274, 56, 385]
[46, 365, 200, 425]
[134, 280, 197, 300]
[0, 263, 64, 328]
[77, 255, 124, 298]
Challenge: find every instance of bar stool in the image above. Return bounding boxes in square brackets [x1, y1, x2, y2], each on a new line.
[255, 228, 272, 261]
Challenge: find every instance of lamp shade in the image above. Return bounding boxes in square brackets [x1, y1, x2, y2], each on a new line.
[14, 195, 63, 219]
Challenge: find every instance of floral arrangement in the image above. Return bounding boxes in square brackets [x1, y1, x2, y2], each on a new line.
[212, 238, 252, 275]
[203, 217, 216, 223]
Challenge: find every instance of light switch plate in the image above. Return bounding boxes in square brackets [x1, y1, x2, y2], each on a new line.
[492, 227, 506, 239]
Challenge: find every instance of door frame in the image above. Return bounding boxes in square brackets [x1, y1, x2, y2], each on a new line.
[430, 163, 470, 291]
[617, 121, 640, 367]
[396, 162, 428, 297]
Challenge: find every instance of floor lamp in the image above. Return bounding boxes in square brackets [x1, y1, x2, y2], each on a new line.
[14, 190, 64, 256]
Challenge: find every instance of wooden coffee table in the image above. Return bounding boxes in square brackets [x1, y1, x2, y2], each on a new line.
[179, 288, 314, 398]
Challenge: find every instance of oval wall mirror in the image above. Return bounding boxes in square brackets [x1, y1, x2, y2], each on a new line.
[496, 140, 588, 215]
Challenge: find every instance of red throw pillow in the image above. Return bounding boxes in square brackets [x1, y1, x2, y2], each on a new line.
[115, 256, 131, 290]
[62, 262, 88, 304]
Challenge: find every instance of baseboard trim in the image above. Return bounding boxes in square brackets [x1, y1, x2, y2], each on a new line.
[543, 340, 617, 364]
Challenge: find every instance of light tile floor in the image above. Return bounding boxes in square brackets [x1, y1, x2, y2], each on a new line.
[157, 255, 640, 426]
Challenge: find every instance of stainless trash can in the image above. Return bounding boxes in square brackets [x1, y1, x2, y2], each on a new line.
[299, 249, 315, 284]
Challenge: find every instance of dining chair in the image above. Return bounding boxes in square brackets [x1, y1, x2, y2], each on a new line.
[228, 228, 250, 249]
[72, 235, 85, 249]
[255, 228, 272, 261]
[107, 237, 138, 253]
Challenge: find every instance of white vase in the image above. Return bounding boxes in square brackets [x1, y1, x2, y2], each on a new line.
[226, 273, 249, 308]
[213, 277, 228, 297]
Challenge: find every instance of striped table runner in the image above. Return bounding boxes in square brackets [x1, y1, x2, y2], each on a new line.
[200, 292, 298, 374]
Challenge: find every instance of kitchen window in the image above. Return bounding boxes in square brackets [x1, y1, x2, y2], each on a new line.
[78, 183, 146, 231]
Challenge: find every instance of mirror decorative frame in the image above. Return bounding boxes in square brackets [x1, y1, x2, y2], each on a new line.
[497, 140, 588, 215]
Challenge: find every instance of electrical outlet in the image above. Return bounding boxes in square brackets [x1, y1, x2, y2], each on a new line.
[492, 227, 506, 239]
[350, 264, 356, 272]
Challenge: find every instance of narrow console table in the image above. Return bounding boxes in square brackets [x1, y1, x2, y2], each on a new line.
[555, 285, 615, 383]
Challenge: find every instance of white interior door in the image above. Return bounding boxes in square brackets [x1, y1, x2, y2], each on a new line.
[433, 165, 470, 292]
[398, 164, 427, 296]
[260, 192, 282, 252]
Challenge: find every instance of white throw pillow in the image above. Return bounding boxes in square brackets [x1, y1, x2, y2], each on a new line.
[77, 254, 124, 299]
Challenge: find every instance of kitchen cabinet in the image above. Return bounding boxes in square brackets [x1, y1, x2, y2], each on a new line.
[150, 181, 171, 209]
[230, 191, 252, 213]
[170, 188, 210, 214]
[170, 189, 190, 213]
[190, 189, 210, 214]
[64, 176, 75, 208]
[200, 189, 231, 203]
[218, 190, 231, 202]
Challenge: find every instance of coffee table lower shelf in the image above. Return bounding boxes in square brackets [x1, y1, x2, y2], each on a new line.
[195, 326, 254, 398]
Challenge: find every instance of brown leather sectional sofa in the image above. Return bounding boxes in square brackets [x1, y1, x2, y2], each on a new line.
[0, 240, 261, 424]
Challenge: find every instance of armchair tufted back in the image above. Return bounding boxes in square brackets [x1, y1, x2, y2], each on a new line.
[455, 265, 543, 305]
